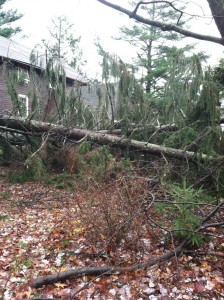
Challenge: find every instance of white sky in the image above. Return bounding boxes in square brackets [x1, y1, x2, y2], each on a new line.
[6, 0, 224, 78]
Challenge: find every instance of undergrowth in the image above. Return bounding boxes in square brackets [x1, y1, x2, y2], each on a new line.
[4, 141, 222, 253]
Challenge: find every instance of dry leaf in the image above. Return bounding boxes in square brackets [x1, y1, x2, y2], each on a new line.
[54, 282, 68, 288]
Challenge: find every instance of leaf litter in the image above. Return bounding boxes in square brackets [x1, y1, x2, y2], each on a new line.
[0, 179, 224, 299]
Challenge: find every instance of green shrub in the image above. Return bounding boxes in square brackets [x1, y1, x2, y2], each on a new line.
[156, 184, 212, 246]
[77, 140, 92, 155]
[7, 154, 46, 183]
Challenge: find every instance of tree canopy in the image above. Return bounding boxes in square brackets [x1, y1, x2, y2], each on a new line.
[114, 1, 204, 94]
[0, 0, 22, 38]
[42, 16, 84, 71]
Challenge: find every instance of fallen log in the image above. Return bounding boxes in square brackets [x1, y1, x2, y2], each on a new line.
[31, 241, 186, 288]
[0, 115, 222, 161]
[98, 124, 178, 135]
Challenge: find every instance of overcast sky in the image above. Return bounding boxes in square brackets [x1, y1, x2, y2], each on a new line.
[6, 0, 224, 77]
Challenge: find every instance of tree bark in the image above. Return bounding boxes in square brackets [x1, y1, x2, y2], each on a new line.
[0, 115, 222, 161]
[207, 0, 224, 39]
[31, 241, 186, 288]
[97, 124, 178, 135]
[96, 0, 224, 46]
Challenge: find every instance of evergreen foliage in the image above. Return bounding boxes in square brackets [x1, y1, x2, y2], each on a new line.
[42, 16, 85, 72]
[115, 1, 200, 94]
[0, 0, 22, 37]
[5, 63, 41, 119]
[156, 184, 212, 246]
[44, 57, 95, 127]
[96, 42, 154, 132]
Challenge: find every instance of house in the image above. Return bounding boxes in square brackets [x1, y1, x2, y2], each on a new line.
[0, 36, 88, 121]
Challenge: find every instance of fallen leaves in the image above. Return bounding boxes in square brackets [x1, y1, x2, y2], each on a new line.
[54, 282, 68, 289]
[0, 180, 224, 299]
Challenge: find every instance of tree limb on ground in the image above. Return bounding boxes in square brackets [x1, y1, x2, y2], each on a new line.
[31, 200, 224, 289]
[0, 115, 222, 162]
[31, 240, 187, 288]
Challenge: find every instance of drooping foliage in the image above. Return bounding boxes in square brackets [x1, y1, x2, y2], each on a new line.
[43, 57, 94, 128]
[95, 41, 156, 133]
[5, 62, 44, 119]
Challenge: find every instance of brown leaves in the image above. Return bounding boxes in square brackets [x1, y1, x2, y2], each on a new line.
[1, 178, 224, 299]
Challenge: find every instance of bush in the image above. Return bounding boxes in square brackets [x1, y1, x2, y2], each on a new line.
[155, 184, 212, 246]
[76, 175, 149, 252]
[7, 154, 46, 183]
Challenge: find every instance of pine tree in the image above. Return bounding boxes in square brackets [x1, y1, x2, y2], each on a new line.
[116, 1, 199, 95]
[42, 16, 84, 72]
[0, 0, 22, 38]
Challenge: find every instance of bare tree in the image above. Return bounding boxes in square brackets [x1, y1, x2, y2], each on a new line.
[96, 0, 224, 46]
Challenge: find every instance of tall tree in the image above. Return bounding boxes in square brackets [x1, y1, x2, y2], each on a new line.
[96, 0, 224, 46]
[0, 0, 22, 38]
[115, 1, 194, 94]
[42, 16, 84, 71]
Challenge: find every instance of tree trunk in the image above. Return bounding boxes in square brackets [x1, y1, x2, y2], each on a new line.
[98, 124, 178, 135]
[207, 0, 224, 39]
[0, 115, 222, 162]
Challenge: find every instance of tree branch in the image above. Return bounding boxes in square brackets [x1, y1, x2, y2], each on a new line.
[96, 0, 224, 46]
[31, 240, 187, 288]
[132, 1, 184, 21]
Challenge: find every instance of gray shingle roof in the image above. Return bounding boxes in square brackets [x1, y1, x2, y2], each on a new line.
[0, 36, 88, 85]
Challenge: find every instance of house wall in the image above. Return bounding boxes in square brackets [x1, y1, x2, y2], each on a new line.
[0, 61, 49, 118]
[0, 61, 79, 121]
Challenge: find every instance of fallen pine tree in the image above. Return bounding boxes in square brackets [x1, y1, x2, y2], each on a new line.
[0, 115, 222, 162]
[97, 123, 178, 135]
[1, 115, 223, 292]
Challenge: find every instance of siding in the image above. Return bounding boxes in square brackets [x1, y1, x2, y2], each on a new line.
[0, 61, 49, 118]
[0, 61, 87, 121]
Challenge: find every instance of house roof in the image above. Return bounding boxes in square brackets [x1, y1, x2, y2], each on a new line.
[0, 36, 88, 85]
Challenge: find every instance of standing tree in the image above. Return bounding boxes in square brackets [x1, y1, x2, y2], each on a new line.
[39, 16, 92, 127]
[0, 0, 22, 38]
[42, 16, 84, 72]
[115, 1, 194, 94]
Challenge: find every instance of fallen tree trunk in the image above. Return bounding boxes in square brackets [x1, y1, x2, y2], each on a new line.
[98, 124, 178, 135]
[0, 115, 222, 161]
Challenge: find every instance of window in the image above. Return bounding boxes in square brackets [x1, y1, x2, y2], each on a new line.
[18, 94, 29, 117]
[17, 69, 30, 84]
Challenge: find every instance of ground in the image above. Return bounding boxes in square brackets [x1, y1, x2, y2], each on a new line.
[0, 169, 224, 300]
